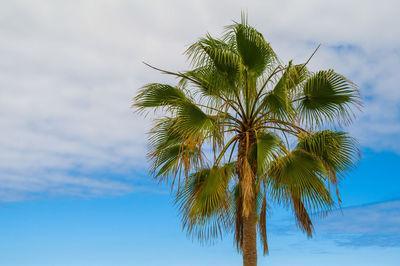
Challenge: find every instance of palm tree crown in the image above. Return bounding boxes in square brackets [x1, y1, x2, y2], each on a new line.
[134, 15, 361, 266]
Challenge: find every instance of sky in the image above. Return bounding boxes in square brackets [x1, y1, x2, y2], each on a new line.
[0, 0, 399, 265]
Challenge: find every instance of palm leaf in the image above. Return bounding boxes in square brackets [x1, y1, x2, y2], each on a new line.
[297, 130, 359, 201]
[267, 149, 334, 213]
[230, 22, 276, 77]
[256, 63, 309, 120]
[134, 83, 188, 113]
[297, 70, 361, 125]
[248, 132, 283, 177]
[174, 101, 215, 137]
[148, 117, 202, 182]
[184, 65, 237, 100]
[186, 35, 240, 85]
[176, 163, 236, 241]
[291, 194, 313, 237]
[258, 194, 269, 254]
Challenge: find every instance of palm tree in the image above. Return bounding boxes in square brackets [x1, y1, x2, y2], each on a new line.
[134, 15, 360, 266]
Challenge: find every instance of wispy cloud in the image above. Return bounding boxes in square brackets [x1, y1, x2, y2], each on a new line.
[268, 200, 400, 249]
[0, 170, 135, 201]
[314, 200, 400, 247]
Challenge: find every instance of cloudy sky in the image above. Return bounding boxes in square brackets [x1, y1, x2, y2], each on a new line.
[0, 0, 399, 265]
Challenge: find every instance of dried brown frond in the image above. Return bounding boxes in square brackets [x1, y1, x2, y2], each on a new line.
[292, 195, 313, 237]
[234, 192, 243, 252]
[241, 158, 254, 217]
[259, 195, 268, 255]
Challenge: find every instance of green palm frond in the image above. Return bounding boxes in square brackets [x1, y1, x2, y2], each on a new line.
[148, 117, 202, 182]
[296, 70, 361, 126]
[253, 63, 309, 121]
[174, 100, 215, 137]
[134, 83, 189, 113]
[176, 163, 236, 241]
[259, 92, 295, 121]
[187, 34, 240, 76]
[298, 130, 359, 174]
[248, 132, 284, 177]
[148, 117, 181, 152]
[267, 149, 334, 214]
[273, 63, 310, 102]
[273, 62, 308, 96]
[229, 22, 276, 77]
[266, 149, 335, 236]
[184, 65, 238, 100]
[297, 130, 359, 201]
[185, 35, 240, 99]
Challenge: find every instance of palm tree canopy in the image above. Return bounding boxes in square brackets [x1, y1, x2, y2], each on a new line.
[134, 15, 360, 255]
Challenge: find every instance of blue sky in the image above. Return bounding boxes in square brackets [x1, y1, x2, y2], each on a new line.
[1, 149, 399, 265]
[1, 0, 400, 265]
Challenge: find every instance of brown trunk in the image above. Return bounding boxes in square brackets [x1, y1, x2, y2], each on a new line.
[238, 131, 257, 266]
[242, 205, 257, 266]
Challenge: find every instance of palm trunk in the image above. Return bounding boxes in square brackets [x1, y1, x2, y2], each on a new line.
[242, 204, 257, 266]
[238, 132, 257, 266]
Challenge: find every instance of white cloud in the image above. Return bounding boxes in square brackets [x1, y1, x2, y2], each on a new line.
[0, 0, 399, 200]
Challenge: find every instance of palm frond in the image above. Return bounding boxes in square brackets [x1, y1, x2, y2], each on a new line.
[291, 195, 313, 237]
[267, 149, 334, 214]
[259, 195, 269, 254]
[248, 132, 284, 177]
[297, 130, 359, 201]
[174, 100, 215, 137]
[184, 65, 238, 100]
[175, 163, 236, 241]
[256, 63, 310, 121]
[148, 117, 202, 183]
[186, 35, 240, 86]
[297, 70, 361, 126]
[229, 22, 276, 77]
[259, 92, 295, 121]
[134, 83, 189, 113]
[233, 184, 244, 252]
[274, 62, 309, 97]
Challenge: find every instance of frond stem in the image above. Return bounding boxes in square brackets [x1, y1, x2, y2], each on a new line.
[255, 117, 308, 134]
[249, 66, 284, 118]
[214, 135, 239, 166]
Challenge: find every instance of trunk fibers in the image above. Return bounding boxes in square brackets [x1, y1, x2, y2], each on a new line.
[238, 131, 257, 266]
